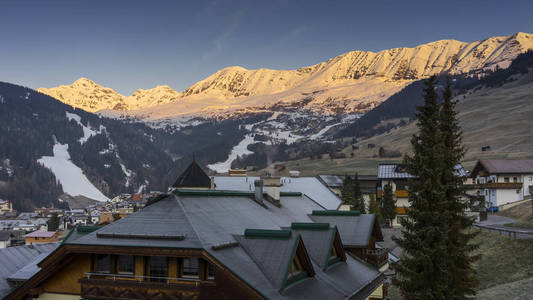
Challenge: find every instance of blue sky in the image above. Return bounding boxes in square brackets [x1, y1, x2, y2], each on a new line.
[1, 0, 532, 94]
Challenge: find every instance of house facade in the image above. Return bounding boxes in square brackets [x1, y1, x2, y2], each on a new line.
[24, 231, 59, 245]
[467, 159, 533, 209]
[377, 163, 467, 226]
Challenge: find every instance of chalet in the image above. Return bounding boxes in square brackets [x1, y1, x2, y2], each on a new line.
[3, 160, 387, 300]
[467, 159, 533, 209]
[24, 231, 59, 245]
[377, 163, 467, 227]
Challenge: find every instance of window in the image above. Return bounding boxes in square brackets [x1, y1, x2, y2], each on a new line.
[504, 177, 510, 183]
[207, 261, 215, 280]
[529, 177, 532, 181]
[513, 177, 518, 183]
[181, 258, 199, 279]
[149, 256, 168, 282]
[118, 255, 134, 275]
[95, 254, 111, 273]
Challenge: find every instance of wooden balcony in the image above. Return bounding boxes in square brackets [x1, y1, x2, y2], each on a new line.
[361, 248, 388, 268]
[79, 273, 214, 300]
[464, 182, 523, 190]
[395, 190, 408, 198]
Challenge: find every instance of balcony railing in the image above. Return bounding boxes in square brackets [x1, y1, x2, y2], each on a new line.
[362, 248, 388, 268]
[80, 272, 214, 300]
[464, 182, 523, 189]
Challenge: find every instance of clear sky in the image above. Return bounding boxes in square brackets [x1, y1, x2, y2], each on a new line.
[1, 0, 532, 95]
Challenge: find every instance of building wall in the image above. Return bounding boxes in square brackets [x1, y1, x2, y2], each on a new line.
[36, 293, 80, 300]
[366, 283, 384, 300]
[0, 240, 9, 248]
[495, 189, 522, 207]
[25, 235, 59, 245]
[42, 254, 91, 295]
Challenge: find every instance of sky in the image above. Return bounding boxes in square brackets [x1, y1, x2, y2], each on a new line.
[1, 0, 532, 95]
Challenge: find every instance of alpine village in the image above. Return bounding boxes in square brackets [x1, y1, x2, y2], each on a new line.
[1, 2, 533, 300]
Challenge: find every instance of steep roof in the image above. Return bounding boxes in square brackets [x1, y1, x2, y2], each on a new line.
[172, 159, 211, 188]
[0, 243, 57, 298]
[471, 159, 533, 177]
[309, 212, 379, 247]
[214, 176, 342, 209]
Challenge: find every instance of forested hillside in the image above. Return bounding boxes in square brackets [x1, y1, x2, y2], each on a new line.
[0, 83, 250, 211]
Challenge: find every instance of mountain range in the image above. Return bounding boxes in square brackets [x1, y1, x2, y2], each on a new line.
[38, 32, 533, 118]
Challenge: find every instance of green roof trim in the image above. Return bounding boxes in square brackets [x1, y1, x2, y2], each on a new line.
[280, 191, 302, 196]
[244, 229, 292, 240]
[60, 228, 75, 245]
[311, 210, 361, 216]
[291, 222, 330, 230]
[173, 189, 254, 197]
[76, 225, 104, 233]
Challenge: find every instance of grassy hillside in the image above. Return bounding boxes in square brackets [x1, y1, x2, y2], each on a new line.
[389, 229, 533, 299]
[261, 73, 533, 176]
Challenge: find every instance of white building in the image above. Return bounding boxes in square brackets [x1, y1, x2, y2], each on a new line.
[0, 231, 13, 248]
[468, 159, 533, 208]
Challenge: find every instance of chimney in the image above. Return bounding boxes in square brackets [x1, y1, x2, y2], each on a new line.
[262, 176, 281, 206]
[210, 176, 215, 190]
[254, 180, 264, 205]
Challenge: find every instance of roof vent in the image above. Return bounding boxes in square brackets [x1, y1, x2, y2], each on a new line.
[291, 222, 330, 230]
[312, 210, 361, 216]
[244, 229, 291, 240]
[211, 241, 240, 250]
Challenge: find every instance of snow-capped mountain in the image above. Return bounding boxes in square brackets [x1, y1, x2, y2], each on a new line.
[38, 32, 533, 117]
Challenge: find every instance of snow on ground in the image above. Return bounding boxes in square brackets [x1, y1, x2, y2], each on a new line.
[38, 143, 110, 202]
[66, 112, 105, 144]
[120, 163, 132, 187]
[308, 123, 341, 140]
[207, 134, 255, 173]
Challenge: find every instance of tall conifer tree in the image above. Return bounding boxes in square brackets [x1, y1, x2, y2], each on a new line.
[353, 173, 366, 213]
[382, 183, 396, 227]
[440, 79, 479, 298]
[393, 76, 450, 299]
[341, 175, 355, 207]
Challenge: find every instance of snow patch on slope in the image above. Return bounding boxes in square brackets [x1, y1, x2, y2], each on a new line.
[66, 111, 105, 144]
[38, 143, 109, 202]
[207, 134, 255, 173]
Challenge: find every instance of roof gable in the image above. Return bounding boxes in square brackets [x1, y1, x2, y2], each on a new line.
[236, 230, 315, 289]
[289, 223, 347, 270]
[172, 160, 211, 188]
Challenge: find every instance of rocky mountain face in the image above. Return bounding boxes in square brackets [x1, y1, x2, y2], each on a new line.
[38, 32, 533, 117]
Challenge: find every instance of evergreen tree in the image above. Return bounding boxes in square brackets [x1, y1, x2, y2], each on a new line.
[352, 173, 366, 213]
[341, 175, 355, 207]
[47, 213, 60, 231]
[368, 194, 382, 223]
[381, 183, 396, 227]
[440, 78, 480, 298]
[393, 76, 450, 299]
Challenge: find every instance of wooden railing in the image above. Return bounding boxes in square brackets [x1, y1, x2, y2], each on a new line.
[80, 272, 213, 300]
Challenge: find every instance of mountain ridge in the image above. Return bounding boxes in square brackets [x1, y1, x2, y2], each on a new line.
[38, 32, 533, 116]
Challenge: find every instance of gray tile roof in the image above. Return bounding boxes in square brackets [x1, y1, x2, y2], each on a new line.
[377, 164, 416, 179]
[378, 164, 466, 179]
[0, 243, 58, 298]
[309, 214, 376, 247]
[214, 176, 342, 210]
[48, 192, 383, 299]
